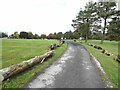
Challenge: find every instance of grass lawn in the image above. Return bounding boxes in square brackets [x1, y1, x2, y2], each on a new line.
[2, 39, 67, 88]
[81, 40, 119, 88]
[2, 39, 59, 68]
[86, 40, 118, 58]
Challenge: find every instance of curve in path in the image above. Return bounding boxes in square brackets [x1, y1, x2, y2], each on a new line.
[23, 41, 105, 88]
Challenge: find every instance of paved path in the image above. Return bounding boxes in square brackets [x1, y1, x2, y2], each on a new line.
[23, 41, 105, 88]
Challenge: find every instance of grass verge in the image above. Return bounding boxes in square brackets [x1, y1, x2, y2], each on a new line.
[2, 39, 59, 68]
[81, 40, 119, 88]
[2, 39, 67, 88]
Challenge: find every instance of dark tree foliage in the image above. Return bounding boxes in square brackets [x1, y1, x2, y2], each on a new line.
[0, 32, 8, 38]
[71, 1, 119, 43]
[10, 31, 19, 39]
[27, 32, 34, 39]
[47, 33, 57, 39]
[40, 34, 47, 39]
[57, 32, 63, 40]
[108, 13, 120, 41]
[34, 34, 40, 39]
[97, 2, 117, 43]
[72, 1, 97, 42]
[19, 31, 28, 39]
[11, 31, 40, 39]
[64, 31, 74, 39]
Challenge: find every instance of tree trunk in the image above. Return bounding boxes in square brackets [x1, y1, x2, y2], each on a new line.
[101, 18, 107, 44]
[85, 34, 88, 43]
[0, 51, 53, 81]
[85, 21, 89, 43]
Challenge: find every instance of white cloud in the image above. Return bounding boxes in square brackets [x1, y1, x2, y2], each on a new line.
[0, 0, 98, 35]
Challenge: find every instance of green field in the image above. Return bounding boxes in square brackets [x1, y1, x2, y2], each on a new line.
[81, 40, 119, 88]
[2, 39, 60, 68]
[86, 40, 118, 58]
[2, 39, 67, 88]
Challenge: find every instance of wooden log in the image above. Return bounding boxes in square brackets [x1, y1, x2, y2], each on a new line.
[74, 39, 76, 42]
[48, 44, 57, 51]
[101, 49, 106, 54]
[0, 51, 53, 81]
[59, 40, 65, 47]
[90, 44, 93, 47]
[101, 49, 113, 56]
[94, 45, 98, 49]
[57, 44, 60, 47]
[114, 54, 120, 62]
[97, 46, 102, 50]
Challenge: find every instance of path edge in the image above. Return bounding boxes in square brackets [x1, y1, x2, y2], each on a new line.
[22, 43, 68, 88]
[90, 53, 113, 88]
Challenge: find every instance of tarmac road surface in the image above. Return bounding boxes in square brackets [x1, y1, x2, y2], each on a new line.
[23, 41, 105, 88]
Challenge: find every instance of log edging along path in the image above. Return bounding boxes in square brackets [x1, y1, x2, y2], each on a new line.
[23, 41, 106, 88]
[0, 40, 65, 81]
[0, 50, 53, 81]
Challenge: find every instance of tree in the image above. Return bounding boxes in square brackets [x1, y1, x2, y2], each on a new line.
[13, 31, 19, 39]
[40, 34, 47, 39]
[28, 32, 34, 39]
[57, 32, 63, 40]
[72, 1, 97, 42]
[0, 32, 8, 38]
[73, 30, 80, 39]
[19, 31, 28, 39]
[34, 34, 40, 39]
[53, 32, 57, 39]
[91, 31, 102, 40]
[47, 33, 54, 39]
[97, 1, 117, 44]
[64, 30, 74, 39]
[108, 12, 120, 41]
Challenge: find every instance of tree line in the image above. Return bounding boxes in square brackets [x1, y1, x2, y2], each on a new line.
[0, 31, 77, 40]
[72, 1, 120, 44]
[1, 1, 120, 43]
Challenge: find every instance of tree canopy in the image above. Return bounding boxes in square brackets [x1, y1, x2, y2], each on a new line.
[71, 1, 120, 43]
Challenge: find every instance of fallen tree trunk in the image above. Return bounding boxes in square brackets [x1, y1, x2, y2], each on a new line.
[0, 51, 53, 81]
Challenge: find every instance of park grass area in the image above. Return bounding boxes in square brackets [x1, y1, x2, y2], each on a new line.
[81, 40, 119, 88]
[2, 39, 67, 88]
[2, 39, 59, 68]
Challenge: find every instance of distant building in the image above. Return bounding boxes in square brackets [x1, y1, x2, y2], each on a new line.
[61, 37, 64, 40]
[79, 37, 84, 40]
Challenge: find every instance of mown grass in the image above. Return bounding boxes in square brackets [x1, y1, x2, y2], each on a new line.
[81, 40, 119, 88]
[2, 39, 67, 88]
[86, 40, 118, 58]
[2, 39, 59, 68]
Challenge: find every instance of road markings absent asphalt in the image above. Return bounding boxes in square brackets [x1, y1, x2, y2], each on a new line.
[23, 41, 105, 88]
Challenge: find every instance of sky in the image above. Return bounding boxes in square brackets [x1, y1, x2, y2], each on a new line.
[1, 0, 119, 36]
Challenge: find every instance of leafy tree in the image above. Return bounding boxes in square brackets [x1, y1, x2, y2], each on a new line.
[91, 31, 102, 40]
[19, 31, 28, 39]
[47, 33, 54, 39]
[53, 32, 57, 39]
[40, 34, 47, 39]
[108, 12, 120, 41]
[0, 32, 8, 38]
[97, 1, 117, 44]
[72, 1, 97, 42]
[28, 32, 34, 39]
[64, 30, 74, 39]
[47, 32, 58, 39]
[34, 34, 40, 39]
[72, 30, 80, 39]
[13, 31, 19, 39]
[57, 32, 63, 40]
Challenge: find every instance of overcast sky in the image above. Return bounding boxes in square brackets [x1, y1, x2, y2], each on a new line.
[1, 0, 112, 36]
